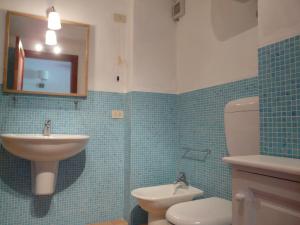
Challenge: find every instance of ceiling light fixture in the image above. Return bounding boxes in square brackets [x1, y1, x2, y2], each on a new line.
[45, 30, 57, 45]
[47, 6, 61, 30]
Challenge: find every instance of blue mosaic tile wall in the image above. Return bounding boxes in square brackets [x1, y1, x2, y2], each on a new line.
[0, 88, 178, 225]
[123, 94, 132, 222]
[127, 92, 178, 225]
[0, 89, 127, 225]
[176, 77, 258, 200]
[259, 35, 300, 159]
[2, 33, 298, 224]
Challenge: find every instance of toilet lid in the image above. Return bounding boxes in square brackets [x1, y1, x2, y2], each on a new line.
[166, 197, 232, 225]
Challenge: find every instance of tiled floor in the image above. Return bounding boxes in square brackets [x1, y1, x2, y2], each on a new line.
[88, 219, 128, 225]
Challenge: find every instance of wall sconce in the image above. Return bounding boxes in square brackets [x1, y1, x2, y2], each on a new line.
[45, 30, 57, 45]
[37, 70, 49, 89]
[38, 70, 49, 81]
[47, 6, 61, 30]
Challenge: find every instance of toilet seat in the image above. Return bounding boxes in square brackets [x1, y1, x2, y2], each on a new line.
[166, 197, 232, 225]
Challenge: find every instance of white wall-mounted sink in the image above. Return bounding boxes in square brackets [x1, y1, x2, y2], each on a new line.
[0, 134, 89, 195]
[132, 184, 203, 225]
[1, 134, 89, 161]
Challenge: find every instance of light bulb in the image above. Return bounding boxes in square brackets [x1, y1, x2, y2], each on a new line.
[45, 30, 57, 46]
[48, 11, 61, 30]
[53, 46, 62, 54]
[35, 43, 43, 51]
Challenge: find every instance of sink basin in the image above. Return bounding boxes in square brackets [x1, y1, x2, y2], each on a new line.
[0, 134, 89, 195]
[132, 184, 203, 225]
[0, 134, 89, 161]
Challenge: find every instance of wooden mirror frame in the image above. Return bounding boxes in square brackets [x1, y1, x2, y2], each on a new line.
[3, 11, 90, 97]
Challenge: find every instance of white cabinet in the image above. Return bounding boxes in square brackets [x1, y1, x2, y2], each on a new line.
[232, 168, 300, 225]
[223, 155, 300, 225]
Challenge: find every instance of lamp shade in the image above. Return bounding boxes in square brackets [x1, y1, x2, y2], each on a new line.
[45, 30, 57, 45]
[38, 70, 49, 81]
[48, 11, 61, 30]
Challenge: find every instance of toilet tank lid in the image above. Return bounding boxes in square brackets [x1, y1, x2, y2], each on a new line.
[225, 96, 259, 113]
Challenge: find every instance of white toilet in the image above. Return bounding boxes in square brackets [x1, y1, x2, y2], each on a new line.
[166, 96, 260, 225]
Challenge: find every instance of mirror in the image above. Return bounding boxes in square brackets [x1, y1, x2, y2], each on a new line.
[3, 11, 90, 97]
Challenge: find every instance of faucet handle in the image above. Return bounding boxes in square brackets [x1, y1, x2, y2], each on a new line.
[176, 172, 185, 181]
[178, 172, 186, 179]
[43, 120, 51, 136]
[175, 172, 189, 186]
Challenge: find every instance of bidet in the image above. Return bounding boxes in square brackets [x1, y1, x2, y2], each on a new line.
[131, 184, 203, 225]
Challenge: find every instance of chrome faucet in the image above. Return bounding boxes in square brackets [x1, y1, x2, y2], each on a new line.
[43, 120, 51, 136]
[175, 172, 189, 186]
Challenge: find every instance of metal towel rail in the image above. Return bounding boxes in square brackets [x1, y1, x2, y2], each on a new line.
[181, 147, 211, 162]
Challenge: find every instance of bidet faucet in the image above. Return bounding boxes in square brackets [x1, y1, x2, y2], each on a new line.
[43, 120, 51, 136]
[175, 172, 189, 186]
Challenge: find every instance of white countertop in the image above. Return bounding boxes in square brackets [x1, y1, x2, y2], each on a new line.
[223, 155, 300, 176]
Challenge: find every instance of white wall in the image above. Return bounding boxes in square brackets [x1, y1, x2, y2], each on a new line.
[0, 0, 130, 93]
[0, 10, 5, 84]
[129, 0, 177, 93]
[0, 0, 178, 94]
[176, 0, 258, 93]
[258, 0, 300, 47]
[1, 0, 299, 94]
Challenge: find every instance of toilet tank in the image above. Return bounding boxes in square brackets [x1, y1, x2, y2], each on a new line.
[224, 96, 260, 156]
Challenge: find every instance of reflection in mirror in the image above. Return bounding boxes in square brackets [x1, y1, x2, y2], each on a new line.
[3, 11, 90, 96]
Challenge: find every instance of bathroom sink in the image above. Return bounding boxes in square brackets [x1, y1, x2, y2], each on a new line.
[0, 134, 89, 161]
[0, 134, 89, 195]
[132, 184, 203, 225]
